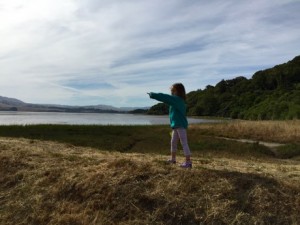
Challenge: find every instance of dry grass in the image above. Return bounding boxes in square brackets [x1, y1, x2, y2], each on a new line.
[1, 137, 300, 225]
[190, 120, 300, 143]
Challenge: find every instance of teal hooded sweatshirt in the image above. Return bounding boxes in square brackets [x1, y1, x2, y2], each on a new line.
[149, 92, 188, 129]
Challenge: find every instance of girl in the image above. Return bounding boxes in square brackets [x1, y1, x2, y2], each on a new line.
[148, 83, 192, 168]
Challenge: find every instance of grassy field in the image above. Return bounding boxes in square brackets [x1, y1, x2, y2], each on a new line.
[0, 120, 300, 224]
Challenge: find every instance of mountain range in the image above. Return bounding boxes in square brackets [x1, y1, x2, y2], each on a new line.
[0, 96, 148, 113]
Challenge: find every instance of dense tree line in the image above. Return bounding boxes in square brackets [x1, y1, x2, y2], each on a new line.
[148, 55, 300, 120]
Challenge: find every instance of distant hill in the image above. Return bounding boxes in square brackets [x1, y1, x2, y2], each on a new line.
[149, 55, 300, 120]
[0, 96, 149, 113]
[0, 96, 26, 107]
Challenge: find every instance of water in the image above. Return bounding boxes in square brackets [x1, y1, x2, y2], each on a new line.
[0, 111, 216, 125]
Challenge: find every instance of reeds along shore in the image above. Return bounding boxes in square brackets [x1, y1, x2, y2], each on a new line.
[190, 120, 300, 143]
[0, 120, 299, 158]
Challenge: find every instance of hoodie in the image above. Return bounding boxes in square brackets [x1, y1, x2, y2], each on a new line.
[148, 92, 188, 129]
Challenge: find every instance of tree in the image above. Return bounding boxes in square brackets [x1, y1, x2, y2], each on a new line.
[148, 55, 300, 120]
[148, 103, 168, 115]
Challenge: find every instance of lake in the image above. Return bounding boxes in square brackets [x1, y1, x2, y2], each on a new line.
[0, 111, 216, 125]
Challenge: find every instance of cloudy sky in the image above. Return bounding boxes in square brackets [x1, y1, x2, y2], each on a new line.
[1, 0, 299, 107]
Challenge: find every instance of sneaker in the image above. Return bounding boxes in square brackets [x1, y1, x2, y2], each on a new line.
[180, 162, 192, 168]
[166, 159, 176, 164]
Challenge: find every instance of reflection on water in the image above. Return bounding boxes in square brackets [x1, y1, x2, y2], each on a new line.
[0, 111, 216, 125]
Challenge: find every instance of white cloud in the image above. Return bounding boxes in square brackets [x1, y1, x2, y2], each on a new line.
[0, 0, 299, 106]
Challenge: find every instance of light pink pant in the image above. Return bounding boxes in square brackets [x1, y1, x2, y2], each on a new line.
[171, 128, 191, 156]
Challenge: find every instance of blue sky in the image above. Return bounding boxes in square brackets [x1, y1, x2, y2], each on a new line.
[0, 0, 300, 107]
